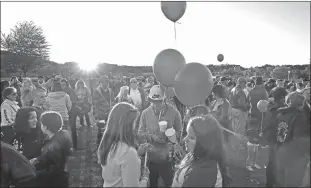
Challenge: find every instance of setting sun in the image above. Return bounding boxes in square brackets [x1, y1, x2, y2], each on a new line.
[78, 62, 98, 72]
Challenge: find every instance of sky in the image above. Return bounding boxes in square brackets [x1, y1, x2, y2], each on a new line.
[1, 2, 310, 68]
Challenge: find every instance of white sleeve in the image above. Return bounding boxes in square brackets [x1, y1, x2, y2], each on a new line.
[120, 148, 141, 187]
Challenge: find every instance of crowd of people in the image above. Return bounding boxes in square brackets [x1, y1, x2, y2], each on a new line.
[0, 73, 310, 187]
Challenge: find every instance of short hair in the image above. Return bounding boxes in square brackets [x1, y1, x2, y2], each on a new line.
[51, 82, 63, 92]
[2, 87, 17, 100]
[40, 111, 63, 133]
[246, 82, 253, 88]
[255, 77, 264, 85]
[212, 84, 227, 98]
[60, 78, 71, 88]
[286, 92, 305, 107]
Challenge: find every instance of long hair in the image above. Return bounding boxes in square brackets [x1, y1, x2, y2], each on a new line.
[187, 115, 227, 162]
[97, 102, 139, 166]
[116, 86, 129, 102]
[75, 79, 86, 91]
[15, 107, 37, 133]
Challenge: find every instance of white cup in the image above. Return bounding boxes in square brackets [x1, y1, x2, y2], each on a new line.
[159, 121, 168, 132]
[165, 128, 177, 143]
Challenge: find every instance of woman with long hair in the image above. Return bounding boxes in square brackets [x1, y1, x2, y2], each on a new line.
[1, 87, 20, 144]
[172, 114, 231, 187]
[115, 86, 133, 104]
[20, 77, 34, 107]
[75, 79, 92, 127]
[14, 107, 43, 159]
[98, 102, 152, 187]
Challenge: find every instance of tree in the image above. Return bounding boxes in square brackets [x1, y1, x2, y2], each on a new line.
[1, 21, 50, 76]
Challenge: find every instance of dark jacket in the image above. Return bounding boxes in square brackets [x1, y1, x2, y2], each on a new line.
[261, 101, 286, 145]
[1, 141, 36, 187]
[16, 129, 43, 160]
[92, 86, 114, 122]
[35, 130, 73, 187]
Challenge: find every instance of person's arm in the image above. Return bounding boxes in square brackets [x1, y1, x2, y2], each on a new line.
[66, 94, 72, 112]
[173, 109, 183, 142]
[138, 111, 149, 143]
[1, 103, 14, 125]
[120, 148, 142, 187]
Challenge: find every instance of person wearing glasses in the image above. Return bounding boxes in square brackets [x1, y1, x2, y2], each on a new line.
[1, 87, 20, 144]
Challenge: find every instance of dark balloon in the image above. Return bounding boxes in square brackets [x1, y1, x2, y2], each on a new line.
[217, 54, 224, 62]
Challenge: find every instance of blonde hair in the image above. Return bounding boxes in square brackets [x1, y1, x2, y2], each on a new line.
[116, 86, 129, 102]
[97, 102, 139, 166]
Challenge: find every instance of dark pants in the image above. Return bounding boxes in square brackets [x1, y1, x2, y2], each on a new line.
[266, 146, 275, 187]
[149, 161, 174, 187]
[79, 113, 91, 127]
[1, 126, 14, 145]
[69, 114, 78, 149]
[96, 122, 105, 146]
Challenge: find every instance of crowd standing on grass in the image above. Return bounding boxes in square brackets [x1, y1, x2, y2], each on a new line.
[1, 73, 310, 187]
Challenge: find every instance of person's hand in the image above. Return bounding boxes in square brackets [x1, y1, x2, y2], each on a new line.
[137, 143, 154, 156]
[173, 143, 186, 160]
[141, 166, 150, 178]
[29, 158, 38, 165]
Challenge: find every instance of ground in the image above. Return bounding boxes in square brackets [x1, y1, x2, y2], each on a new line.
[67, 124, 269, 187]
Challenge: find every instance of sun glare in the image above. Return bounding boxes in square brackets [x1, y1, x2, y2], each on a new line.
[78, 62, 98, 72]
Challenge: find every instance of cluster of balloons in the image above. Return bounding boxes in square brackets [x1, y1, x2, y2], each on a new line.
[153, 49, 214, 106]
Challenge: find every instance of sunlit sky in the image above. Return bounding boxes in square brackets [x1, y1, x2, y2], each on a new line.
[1, 2, 310, 68]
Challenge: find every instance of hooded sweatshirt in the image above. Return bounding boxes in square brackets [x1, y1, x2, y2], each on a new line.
[46, 91, 72, 121]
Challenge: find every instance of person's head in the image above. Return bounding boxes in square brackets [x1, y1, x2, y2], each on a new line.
[276, 79, 284, 88]
[148, 85, 165, 112]
[32, 88, 47, 106]
[51, 82, 63, 92]
[147, 76, 154, 85]
[40, 111, 63, 135]
[2, 87, 18, 101]
[285, 92, 305, 108]
[99, 75, 109, 90]
[237, 77, 247, 88]
[117, 86, 129, 101]
[38, 76, 45, 84]
[75, 79, 86, 90]
[189, 105, 209, 118]
[184, 115, 225, 159]
[215, 76, 220, 82]
[22, 77, 33, 88]
[130, 78, 138, 90]
[97, 102, 139, 166]
[15, 107, 38, 132]
[212, 84, 226, 99]
[255, 76, 264, 86]
[10, 77, 18, 84]
[60, 79, 70, 90]
[271, 87, 287, 104]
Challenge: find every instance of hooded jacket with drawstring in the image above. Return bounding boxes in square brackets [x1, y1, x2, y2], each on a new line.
[46, 91, 72, 121]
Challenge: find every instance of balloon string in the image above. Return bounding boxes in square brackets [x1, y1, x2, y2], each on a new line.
[174, 22, 177, 41]
[159, 87, 167, 120]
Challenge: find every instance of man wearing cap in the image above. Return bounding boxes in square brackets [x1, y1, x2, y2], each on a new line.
[138, 85, 182, 188]
[92, 75, 114, 145]
[229, 77, 249, 150]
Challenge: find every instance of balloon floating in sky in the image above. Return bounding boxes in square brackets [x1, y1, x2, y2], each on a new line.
[153, 49, 186, 87]
[161, 1, 187, 23]
[174, 62, 214, 106]
[217, 54, 224, 62]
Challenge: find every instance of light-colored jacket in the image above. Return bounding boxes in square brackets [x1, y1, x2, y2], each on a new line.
[101, 142, 146, 187]
[46, 91, 72, 121]
[1, 99, 20, 127]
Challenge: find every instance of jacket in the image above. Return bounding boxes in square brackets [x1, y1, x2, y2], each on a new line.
[229, 85, 248, 112]
[92, 86, 114, 122]
[1, 99, 20, 127]
[1, 141, 36, 187]
[46, 91, 72, 121]
[248, 85, 269, 117]
[35, 130, 73, 187]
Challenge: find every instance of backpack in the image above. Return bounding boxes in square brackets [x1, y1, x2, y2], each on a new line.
[275, 111, 304, 144]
